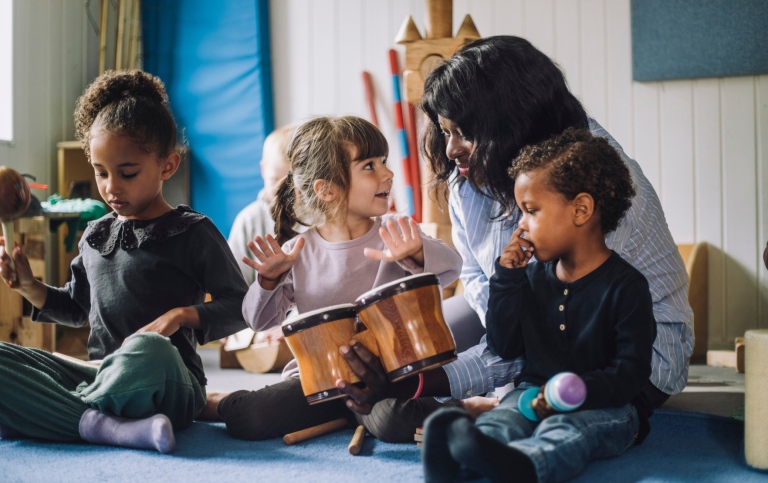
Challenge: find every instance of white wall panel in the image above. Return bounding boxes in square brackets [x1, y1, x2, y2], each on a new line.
[659, 81, 695, 245]
[721, 78, 758, 341]
[578, 0, 606, 125]
[692, 78, 725, 341]
[604, 0, 632, 152]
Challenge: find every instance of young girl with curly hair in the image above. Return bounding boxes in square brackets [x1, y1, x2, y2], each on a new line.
[0, 70, 247, 453]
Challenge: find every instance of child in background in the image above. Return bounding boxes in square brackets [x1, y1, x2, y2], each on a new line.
[228, 124, 297, 286]
[226, 124, 298, 350]
[208, 116, 463, 440]
[0, 70, 248, 453]
[422, 129, 657, 483]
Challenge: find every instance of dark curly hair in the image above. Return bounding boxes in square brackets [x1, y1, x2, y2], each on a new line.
[509, 128, 635, 235]
[74, 69, 187, 161]
[420, 35, 588, 214]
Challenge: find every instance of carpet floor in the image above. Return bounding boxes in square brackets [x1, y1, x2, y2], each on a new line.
[0, 409, 764, 482]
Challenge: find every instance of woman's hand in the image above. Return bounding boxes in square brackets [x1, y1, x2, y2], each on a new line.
[364, 217, 425, 266]
[244, 234, 305, 289]
[499, 227, 534, 269]
[335, 339, 393, 415]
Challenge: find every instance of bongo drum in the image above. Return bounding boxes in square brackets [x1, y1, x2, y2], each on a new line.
[282, 303, 379, 404]
[355, 273, 457, 382]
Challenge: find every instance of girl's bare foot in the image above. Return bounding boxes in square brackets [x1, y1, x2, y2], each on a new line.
[197, 392, 228, 421]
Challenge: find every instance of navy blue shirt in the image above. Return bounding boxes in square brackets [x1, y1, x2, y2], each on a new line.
[486, 251, 656, 433]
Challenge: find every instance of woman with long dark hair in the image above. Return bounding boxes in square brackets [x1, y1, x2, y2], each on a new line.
[339, 35, 692, 444]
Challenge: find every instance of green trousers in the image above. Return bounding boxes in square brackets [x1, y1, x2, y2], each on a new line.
[0, 332, 206, 441]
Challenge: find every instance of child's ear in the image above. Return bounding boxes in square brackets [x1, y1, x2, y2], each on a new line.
[160, 152, 181, 181]
[572, 192, 594, 227]
[313, 179, 336, 202]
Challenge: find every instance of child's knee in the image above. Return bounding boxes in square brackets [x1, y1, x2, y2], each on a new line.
[121, 333, 179, 366]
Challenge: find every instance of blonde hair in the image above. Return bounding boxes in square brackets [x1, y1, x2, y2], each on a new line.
[271, 116, 388, 245]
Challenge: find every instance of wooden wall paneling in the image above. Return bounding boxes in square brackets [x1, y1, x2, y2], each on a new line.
[632, 82, 661, 189]
[605, 0, 633, 152]
[757, 76, 768, 328]
[721, 77, 758, 342]
[578, 0, 607, 126]
[692, 78, 726, 344]
[659, 80, 695, 244]
[553, 0, 581, 100]
[311, 0, 337, 116]
[337, 0, 365, 119]
[522, 0, 554, 58]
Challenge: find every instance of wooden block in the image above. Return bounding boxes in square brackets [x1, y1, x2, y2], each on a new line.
[736, 337, 745, 374]
[707, 350, 737, 369]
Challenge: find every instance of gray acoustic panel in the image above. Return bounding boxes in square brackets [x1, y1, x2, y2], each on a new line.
[631, 0, 768, 81]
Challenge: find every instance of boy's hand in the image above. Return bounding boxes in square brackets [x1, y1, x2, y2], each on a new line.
[364, 217, 425, 266]
[0, 238, 34, 289]
[533, 385, 555, 420]
[499, 227, 534, 269]
[244, 234, 305, 289]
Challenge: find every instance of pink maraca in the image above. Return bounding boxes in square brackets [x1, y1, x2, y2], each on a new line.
[519, 372, 587, 421]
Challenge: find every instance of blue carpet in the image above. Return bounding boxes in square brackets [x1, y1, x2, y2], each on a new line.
[0, 410, 765, 482]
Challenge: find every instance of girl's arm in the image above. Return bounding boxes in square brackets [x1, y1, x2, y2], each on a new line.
[241, 268, 296, 332]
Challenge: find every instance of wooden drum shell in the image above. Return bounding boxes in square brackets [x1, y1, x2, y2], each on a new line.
[282, 305, 379, 404]
[356, 278, 456, 382]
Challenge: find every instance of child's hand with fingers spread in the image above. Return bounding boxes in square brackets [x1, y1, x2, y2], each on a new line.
[244, 234, 305, 289]
[499, 227, 534, 269]
[364, 217, 425, 266]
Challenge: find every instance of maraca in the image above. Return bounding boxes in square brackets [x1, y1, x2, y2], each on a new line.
[0, 166, 32, 271]
[518, 372, 586, 421]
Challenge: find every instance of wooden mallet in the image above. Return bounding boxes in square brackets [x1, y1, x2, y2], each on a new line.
[0, 166, 31, 273]
[283, 418, 348, 446]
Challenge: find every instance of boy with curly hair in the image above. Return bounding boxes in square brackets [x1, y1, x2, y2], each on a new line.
[421, 128, 657, 483]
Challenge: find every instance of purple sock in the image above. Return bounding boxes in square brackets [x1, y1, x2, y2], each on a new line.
[0, 424, 24, 439]
[78, 409, 176, 454]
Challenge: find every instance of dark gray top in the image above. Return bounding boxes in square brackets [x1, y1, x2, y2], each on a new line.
[33, 205, 248, 386]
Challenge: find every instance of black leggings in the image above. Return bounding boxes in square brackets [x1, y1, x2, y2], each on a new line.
[217, 377, 462, 443]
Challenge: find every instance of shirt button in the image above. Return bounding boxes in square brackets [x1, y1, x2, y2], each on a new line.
[560, 324, 566, 331]
[559, 305, 565, 311]
[466, 390, 472, 397]
[564, 289, 569, 295]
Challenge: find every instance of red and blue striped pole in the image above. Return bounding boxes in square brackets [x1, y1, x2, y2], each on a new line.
[389, 49, 414, 217]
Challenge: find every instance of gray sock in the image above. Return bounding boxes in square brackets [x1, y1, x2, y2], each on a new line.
[0, 424, 24, 439]
[78, 409, 176, 454]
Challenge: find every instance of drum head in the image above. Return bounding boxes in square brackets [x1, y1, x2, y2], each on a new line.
[355, 272, 440, 310]
[281, 303, 357, 336]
